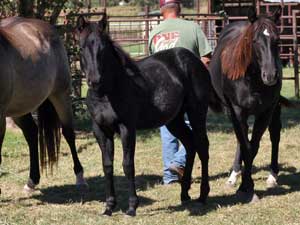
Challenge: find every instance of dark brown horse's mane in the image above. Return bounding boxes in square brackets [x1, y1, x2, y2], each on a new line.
[221, 24, 254, 80]
[221, 18, 277, 80]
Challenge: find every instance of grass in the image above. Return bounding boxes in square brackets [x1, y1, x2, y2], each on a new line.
[1, 70, 300, 225]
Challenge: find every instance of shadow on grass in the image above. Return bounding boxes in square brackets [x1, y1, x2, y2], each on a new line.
[0, 171, 9, 178]
[30, 174, 161, 211]
[193, 164, 297, 184]
[151, 169, 300, 216]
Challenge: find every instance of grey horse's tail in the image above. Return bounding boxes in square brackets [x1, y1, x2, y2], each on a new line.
[37, 99, 61, 173]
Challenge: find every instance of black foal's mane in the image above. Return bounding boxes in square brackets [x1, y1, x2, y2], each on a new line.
[104, 34, 149, 94]
[221, 17, 277, 80]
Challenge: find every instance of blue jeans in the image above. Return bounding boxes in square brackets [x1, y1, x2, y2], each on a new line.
[160, 125, 187, 184]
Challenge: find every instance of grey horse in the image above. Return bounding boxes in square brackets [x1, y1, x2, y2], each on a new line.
[0, 17, 87, 193]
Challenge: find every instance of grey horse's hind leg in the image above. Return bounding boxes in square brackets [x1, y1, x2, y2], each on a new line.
[13, 114, 39, 192]
[0, 115, 6, 194]
[49, 93, 88, 189]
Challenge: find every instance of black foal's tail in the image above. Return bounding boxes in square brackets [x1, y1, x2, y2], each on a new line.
[38, 99, 61, 173]
[208, 85, 223, 113]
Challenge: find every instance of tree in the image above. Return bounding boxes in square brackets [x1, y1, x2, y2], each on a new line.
[0, 0, 83, 24]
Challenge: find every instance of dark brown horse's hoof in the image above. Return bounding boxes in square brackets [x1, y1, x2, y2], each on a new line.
[102, 208, 113, 216]
[236, 190, 259, 203]
[76, 183, 89, 194]
[125, 208, 136, 217]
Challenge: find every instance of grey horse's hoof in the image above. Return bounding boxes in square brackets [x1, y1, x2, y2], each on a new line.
[23, 179, 36, 193]
[236, 190, 260, 203]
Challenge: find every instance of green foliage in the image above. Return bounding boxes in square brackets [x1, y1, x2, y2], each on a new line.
[0, 0, 17, 17]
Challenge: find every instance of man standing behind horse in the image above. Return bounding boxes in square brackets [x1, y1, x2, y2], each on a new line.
[148, 0, 212, 185]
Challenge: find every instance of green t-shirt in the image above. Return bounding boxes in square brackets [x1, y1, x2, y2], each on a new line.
[148, 18, 212, 57]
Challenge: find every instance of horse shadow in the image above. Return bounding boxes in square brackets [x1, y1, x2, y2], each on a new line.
[30, 174, 161, 211]
[193, 164, 298, 183]
[156, 165, 300, 216]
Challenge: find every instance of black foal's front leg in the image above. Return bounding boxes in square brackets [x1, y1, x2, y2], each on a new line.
[92, 121, 116, 216]
[267, 103, 281, 188]
[119, 124, 139, 217]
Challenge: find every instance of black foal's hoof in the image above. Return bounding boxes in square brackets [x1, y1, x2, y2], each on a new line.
[125, 208, 136, 217]
[181, 193, 191, 203]
[236, 190, 259, 203]
[196, 197, 207, 205]
[102, 208, 113, 216]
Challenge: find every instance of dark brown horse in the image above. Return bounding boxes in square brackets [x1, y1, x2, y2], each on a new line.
[0, 17, 87, 193]
[209, 7, 282, 202]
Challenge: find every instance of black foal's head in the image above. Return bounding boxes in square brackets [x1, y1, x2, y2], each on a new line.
[248, 6, 282, 86]
[75, 14, 109, 90]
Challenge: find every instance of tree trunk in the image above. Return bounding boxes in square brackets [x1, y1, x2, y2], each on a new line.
[18, 0, 34, 17]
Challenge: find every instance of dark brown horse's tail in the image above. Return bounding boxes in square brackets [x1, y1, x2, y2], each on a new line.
[279, 95, 300, 108]
[37, 99, 61, 173]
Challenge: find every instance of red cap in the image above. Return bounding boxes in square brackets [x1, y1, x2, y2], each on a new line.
[159, 0, 181, 8]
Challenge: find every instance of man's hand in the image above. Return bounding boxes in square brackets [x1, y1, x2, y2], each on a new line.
[201, 53, 211, 68]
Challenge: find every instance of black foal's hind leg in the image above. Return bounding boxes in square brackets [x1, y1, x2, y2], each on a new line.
[0, 116, 6, 194]
[92, 121, 116, 216]
[267, 103, 281, 188]
[13, 114, 39, 192]
[49, 94, 86, 188]
[187, 103, 210, 204]
[119, 124, 139, 216]
[166, 113, 195, 202]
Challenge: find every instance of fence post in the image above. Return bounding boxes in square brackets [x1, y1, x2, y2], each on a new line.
[293, 10, 299, 98]
[144, 6, 150, 56]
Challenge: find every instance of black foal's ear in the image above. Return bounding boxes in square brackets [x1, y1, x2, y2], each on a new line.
[98, 13, 107, 32]
[76, 15, 87, 32]
[248, 7, 257, 23]
[271, 6, 282, 24]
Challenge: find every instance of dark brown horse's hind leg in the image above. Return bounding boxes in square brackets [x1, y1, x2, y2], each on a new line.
[13, 114, 40, 192]
[49, 94, 87, 190]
